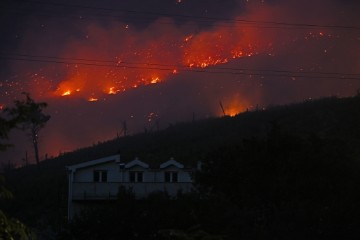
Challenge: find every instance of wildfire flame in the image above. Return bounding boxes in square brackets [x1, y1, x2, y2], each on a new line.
[226, 106, 243, 117]
[61, 90, 71, 96]
[219, 96, 249, 117]
[150, 77, 160, 84]
[108, 87, 118, 95]
[25, 6, 277, 102]
[184, 35, 193, 42]
[88, 97, 98, 102]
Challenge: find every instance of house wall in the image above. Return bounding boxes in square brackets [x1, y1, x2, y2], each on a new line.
[155, 166, 193, 182]
[71, 182, 193, 200]
[74, 162, 118, 182]
[122, 165, 154, 182]
[73, 163, 192, 184]
[69, 159, 194, 221]
[71, 162, 193, 199]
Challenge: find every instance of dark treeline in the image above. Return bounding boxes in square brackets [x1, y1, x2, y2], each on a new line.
[2, 95, 360, 239]
[196, 125, 360, 239]
[68, 126, 360, 240]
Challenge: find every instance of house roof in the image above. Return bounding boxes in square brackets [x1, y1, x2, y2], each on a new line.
[160, 158, 184, 169]
[125, 158, 149, 169]
[66, 154, 120, 172]
[66, 155, 189, 172]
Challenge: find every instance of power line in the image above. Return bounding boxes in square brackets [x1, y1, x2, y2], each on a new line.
[3, 0, 360, 31]
[1, 53, 360, 80]
[3, 52, 360, 78]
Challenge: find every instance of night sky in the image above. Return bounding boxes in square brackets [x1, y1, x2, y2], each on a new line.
[1, 0, 360, 165]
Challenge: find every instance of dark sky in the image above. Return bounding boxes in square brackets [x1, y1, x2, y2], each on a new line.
[1, 0, 360, 165]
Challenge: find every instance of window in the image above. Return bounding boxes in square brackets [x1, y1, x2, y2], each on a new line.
[129, 171, 143, 182]
[165, 171, 178, 182]
[93, 170, 107, 182]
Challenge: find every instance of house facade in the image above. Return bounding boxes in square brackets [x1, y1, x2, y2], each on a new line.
[66, 154, 194, 220]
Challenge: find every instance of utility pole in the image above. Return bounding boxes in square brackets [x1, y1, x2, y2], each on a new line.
[24, 151, 28, 166]
[117, 121, 128, 138]
[219, 101, 226, 116]
[122, 121, 127, 137]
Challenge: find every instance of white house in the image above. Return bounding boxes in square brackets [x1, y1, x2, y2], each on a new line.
[66, 154, 194, 220]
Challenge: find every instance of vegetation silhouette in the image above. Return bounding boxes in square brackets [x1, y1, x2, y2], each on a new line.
[5, 92, 50, 165]
[2, 94, 360, 239]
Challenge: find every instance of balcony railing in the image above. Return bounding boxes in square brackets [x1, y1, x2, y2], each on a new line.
[71, 182, 193, 200]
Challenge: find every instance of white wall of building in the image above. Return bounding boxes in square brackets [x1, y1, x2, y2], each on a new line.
[67, 156, 195, 221]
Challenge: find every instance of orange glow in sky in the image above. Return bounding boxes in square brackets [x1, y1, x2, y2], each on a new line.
[47, 15, 270, 101]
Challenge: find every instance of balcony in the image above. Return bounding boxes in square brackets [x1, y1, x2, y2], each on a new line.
[71, 182, 193, 200]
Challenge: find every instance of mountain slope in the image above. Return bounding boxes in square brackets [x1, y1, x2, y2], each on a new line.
[3, 94, 360, 235]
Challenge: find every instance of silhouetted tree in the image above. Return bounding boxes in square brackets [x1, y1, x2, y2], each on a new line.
[0, 118, 37, 239]
[6, 92, 50, 165]
[0, 113, 13, 151]
[196, 124, 360, 239]
[1, 172, 36, 239]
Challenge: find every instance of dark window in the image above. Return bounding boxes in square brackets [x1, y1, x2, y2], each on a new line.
[172, 172, 178, 182]
[94, 171, 100, 182]
[130, 171, 135, 182]
[137, 172, 143, 182]
[102, 171, 107, 182]
[165, 172, 171, 182]
[94, 170, 107, 182]
[165, 171, 178, 182]
[130, 171, 143, 182]
[119, 163, 125, 170]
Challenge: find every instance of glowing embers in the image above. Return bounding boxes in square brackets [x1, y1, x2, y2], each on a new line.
[50, 17, 268, 102]
[150, 77, 160, 84]
[187, 57, 229, 68]
[184, 40, 257, 68]
[60, 88, 80, 97]
[88, 97, 98, 102]
[184, 35, 193, 42]
[231, 50, 244, 58]
[108, 87, 118, 95]
[59, 87, 99, 102]
[61, 90, 71, 96]
[304, 31, 334, 41]
[50, 16, 268, 102]
[147, 112, 158, 122]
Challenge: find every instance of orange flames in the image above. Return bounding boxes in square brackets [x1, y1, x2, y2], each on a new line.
[108, 87, 118, 95]
[48, 14, 272, 101]
[219, 95, 250, 117]
[225, 103, 246, 117]
[88, 97, 98, 102]
[61, 90, 71, 96]
[150, 77, 160, 84]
